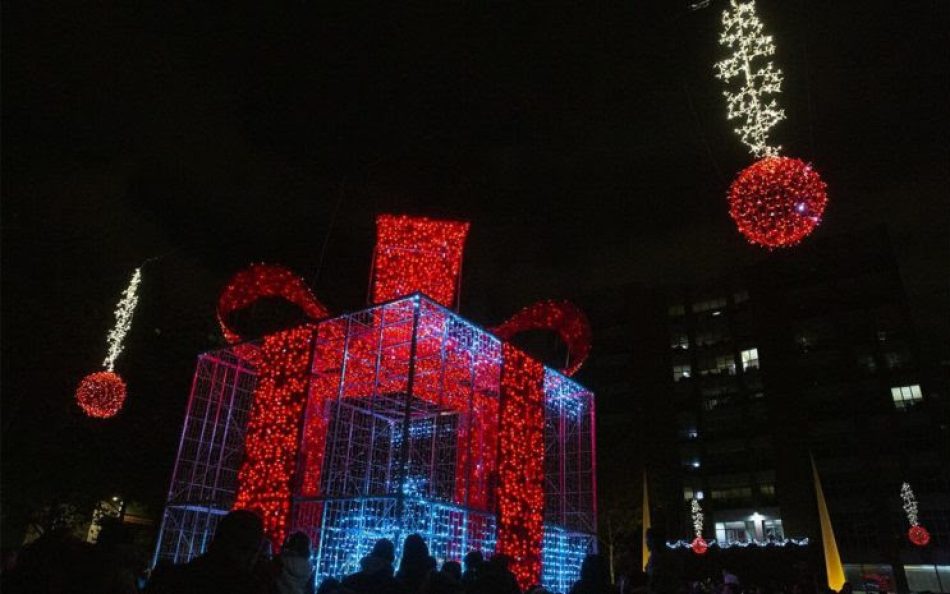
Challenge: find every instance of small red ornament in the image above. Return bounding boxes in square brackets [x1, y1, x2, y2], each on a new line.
[908, 525, 931, 547]
[75, 371, 127, 418]
[728, 156, 828, 248]
[691, 536, 708, 555]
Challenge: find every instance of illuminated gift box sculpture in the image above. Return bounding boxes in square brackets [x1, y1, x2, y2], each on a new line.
[153, 215, 597, 592]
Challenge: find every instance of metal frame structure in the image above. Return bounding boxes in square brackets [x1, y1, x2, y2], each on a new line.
[154, 294, 596, 593]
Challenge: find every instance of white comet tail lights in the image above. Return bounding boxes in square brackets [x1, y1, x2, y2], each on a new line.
[104, 268, 142, 372]
[715, 0, 785, 158]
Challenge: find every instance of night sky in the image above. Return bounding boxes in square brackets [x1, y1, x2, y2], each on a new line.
[3, 0, 948, 536]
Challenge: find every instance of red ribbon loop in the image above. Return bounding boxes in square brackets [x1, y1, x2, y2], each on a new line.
[491, 299, 592, 377]
[217, 263, 329, 345]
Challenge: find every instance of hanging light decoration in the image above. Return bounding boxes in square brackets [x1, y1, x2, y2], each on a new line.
[690, 498, 708, 555]
[715, 0, 828, 248]
[75, 268, 141, 418]
[728, 156, 828, 247]
[76, 371, 128, 418]
[901, 482, 931, 547]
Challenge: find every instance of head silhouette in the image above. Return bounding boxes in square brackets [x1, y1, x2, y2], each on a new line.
[370, 538, 396, 563]
[209, 510, 264, 566]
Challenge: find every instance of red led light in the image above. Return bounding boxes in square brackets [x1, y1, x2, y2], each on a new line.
[233, 325, 315, 546]
[728, 156, 828, 248]
[217, 263, 328, 345]
[371, 214, 470, 308]
[75, 371, 127, 418]
[691, 536, 708, 555]
[218, 214, 592, 574]
[496, 344, 545, 589]
[492, 300, 592, 377]
[908, 525, 930, 547]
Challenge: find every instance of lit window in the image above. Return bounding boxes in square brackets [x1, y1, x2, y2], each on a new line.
[668, 304, 685, 317]
[683, 487, 694, 500]
[741, 348, 760, 371]
[763, 519, 784, 540]
[693, 297, 728, 314]
[671, 332, 690, 350]
[673, 365, 692, 382]
[700, 355, 736, 376]
[720, 521, 751, 543]
[760, 484, 775, 496]
[891, 385, 923, 411]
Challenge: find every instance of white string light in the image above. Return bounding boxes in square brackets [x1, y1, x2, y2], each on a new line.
[901, 482, 919, 527]
[103, 268, 142, 372]
[691, 498, 704, 538]
[715, 0, 785, 157]
[666, 538, 809, 550]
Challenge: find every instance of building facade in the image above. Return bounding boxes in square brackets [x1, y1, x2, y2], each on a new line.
[580, 227, 949, 591]
[662, 229, 949, 591]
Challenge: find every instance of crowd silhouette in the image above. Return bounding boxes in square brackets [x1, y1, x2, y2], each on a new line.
[0, 512, 866, 594]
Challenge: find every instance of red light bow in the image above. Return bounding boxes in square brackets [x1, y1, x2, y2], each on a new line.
[491, 299, 592, 377]
[217, 263, 329, 345]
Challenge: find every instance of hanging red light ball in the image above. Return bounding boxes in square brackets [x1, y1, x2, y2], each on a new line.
[690, 536, 708, 555]
[75, 371, 127, 418]
[908, 525, 931, 547]
[728, 156, 828, 248]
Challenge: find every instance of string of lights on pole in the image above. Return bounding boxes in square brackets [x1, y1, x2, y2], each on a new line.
[901, 482, 931, 547]
[75, 268, 142, 418]
[714, 0, 828, 248]
[690, 498, 708, 555]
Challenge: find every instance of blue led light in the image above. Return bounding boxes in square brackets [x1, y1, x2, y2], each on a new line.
[156, 293, 597, 593]
[544, 369, 589, 420]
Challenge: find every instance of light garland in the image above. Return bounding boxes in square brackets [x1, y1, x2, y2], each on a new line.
[103, 268, 142, 372]
[714, 0, 830, 249]
[690, 499, 708, 555]
[901, 482, 919, 526]
[691, 498, 704, 537]
[900, 482, 931, 547]
[667, 538, 809, 550]
[75, 267, 141, 418]
[715, 0, 785, 158]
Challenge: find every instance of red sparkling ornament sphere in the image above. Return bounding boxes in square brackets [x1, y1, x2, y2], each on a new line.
[728, 156, 828, 248]
[691, 536, 708, 555]
[908, 525, 931, 547]
[75, 371, 127, 418]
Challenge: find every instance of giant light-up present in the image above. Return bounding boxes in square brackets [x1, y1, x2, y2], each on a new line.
[152, 214, 597, 592]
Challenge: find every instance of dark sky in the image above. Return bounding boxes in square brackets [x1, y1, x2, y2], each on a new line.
[3, 1, 948, 528]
